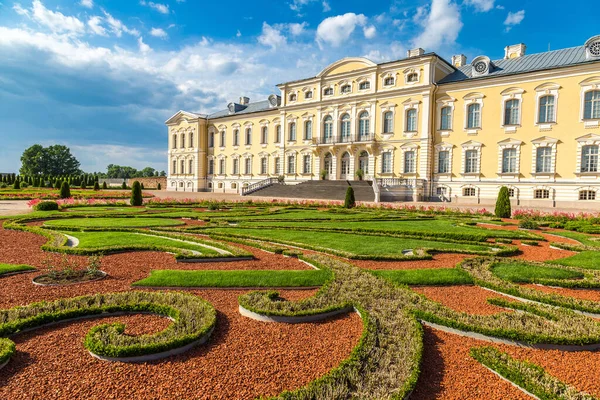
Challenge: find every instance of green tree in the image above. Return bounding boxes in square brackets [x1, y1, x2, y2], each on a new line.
[495, 186, 512, 219]
[12, 179, 20, 190]
[60, 181, 71, 199]
[20, 145, 80, 176]
[93, 181, 100, 191]
[344, 186, 356, 209]
[141, 167, 156, 177]
[102, 181, 108, 189]
[130, 181, 143, 206]
[19, 144, 46, 176]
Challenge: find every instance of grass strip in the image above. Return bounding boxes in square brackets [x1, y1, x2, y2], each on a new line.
[371, 268, 473, 286]
[470, 346, 596, 400]
[133, 269, 332, 288]
[43, 217, 184, 228]
[0, 263, 36, 276]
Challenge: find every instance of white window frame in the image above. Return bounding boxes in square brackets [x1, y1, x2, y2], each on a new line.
[500, 88, 524, 132]
[579, 77, 600, 127]
[400, 145, 417, 174]
[302, 153, 312, 174]
[530, 136, 558, 176]
[461, 141, 483, 176]
[463, 92, 484, 134]
[576, 134, 600, 175]
[436, 96, 456, 136]
[380, 149, 394, 174]
[402, 98, 420, 137]
[403, 68, 420, 85]
[380, 101, 396, 135]
[497, 139, 522, 176]
[382, 73, 395, 87]
[435, 143, 453, 175]
[534, 83, 560, 128]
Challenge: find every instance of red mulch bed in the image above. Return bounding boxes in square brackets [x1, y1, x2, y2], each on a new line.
[521, 284, 600, 302]
[411, 286, 513, 315]
[513, 239, 576, 262]
[352, 253, 472, 270]
[0, 225, 363, 399]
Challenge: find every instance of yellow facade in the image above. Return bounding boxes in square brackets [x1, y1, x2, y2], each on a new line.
[167, 35, 600, 208]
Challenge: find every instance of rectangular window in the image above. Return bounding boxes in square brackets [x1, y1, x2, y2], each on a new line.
[404, 151, 415, 173]
[535, 147, 552, 173]
[538, 95, 555, 123]
[440, 107, 452, 130]
[508, 188, 515, 197]
[180, 160, 185, 174]
[406, 109, 417, 132]
[504, 99, 520, 125]
[289, 123, 296, 141]
[208, 133, 214, 148]
[233, 159, 239, 175]
[438, 151, 449, 173]
[534, 189, 550, 199]
[303, 154, 311, 174]
[219, 159, 225, 175]
[305, 120, 312, 140]
[463, 187, 476, 197]
[436, 187, 446, 196]
[287, 156, 295, 174]
[579, 190, 596, 200]
[244, 158, 251, 175]
[276, 126, 281, 143]
[261, 127, 268, 144]
[172, 160, 176, 174]
[189, 160, 194, 174]
[584, 91, 600, 119]
[208, 160, 214, 175]
[383, 112, 393, 133]
[233, 130, 239, 146]
[464, 150, 478, 173]
[582, 145, 599, 173]
[501, 148, 517, 173]
[245, 129, 252, 145]
[260, 158, 267, 174]
[220, 131, 225, 147]
[274, 157, 280, 174]
[381, 152, 392, 173]
[467, 103, 481, 129]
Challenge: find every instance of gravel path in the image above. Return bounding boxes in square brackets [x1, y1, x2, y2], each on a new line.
[411, 286, 513, 316]
[352, 253, 472, 270]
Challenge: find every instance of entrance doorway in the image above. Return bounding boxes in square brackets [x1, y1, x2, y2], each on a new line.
[358, 151, 369, 176]
[340, 152, 350, 180]
[323, 153, 332, 179]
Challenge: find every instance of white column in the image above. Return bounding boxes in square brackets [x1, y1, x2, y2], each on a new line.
[314, 151, 321, 179]
[351, 104, 357, 140]
[348, 152, 356, 181]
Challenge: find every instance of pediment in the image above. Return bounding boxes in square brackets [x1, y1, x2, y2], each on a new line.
[165, 110, 203, 125]
[317, 57, 377, 78]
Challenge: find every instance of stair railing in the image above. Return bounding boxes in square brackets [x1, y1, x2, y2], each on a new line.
[241, 177, 280, 196]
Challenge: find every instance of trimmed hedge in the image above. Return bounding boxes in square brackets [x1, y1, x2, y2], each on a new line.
[0, 338, 15, 365]
[33, 201, 59, 211]
[0, 291, 216, 359]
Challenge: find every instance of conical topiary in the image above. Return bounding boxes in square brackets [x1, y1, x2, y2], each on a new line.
[130, 181, 143, 206]
[102, 181, 108, 189]
[495, 186, 512, 219]
[60, 181, 71, 199]
[344, 186, 356, 209]
[93, 181, 100, 191]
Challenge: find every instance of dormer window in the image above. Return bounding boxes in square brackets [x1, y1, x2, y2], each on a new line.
[341, 84, 351, 94]
[359, 81, 370, 90]
[323, 87, 333, 96]
[407, 73, 418, 83]
[289, 93, 297, 102]
[585, 35, 600, 59]
[305, 91, 313, 99]
[384, 77, 395, 86]
[471, 56, 493, 77]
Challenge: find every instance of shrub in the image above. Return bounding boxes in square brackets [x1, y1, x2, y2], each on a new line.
[102, 181, 108, 189]
[59, 181, 71, 199]
[34, 201, 59, 211]
[80, 181, 86, 189]
[344, 186, 356, 209]
[20, 182, 28, 188]
[141, 183, 145, 189]
[121, 182, 127, 189]
[93, 181, 100, 191]
[494, 186, 511, 218]
[519, 219, 539, 230]
[495, 238, 513, 244]
[12, 180, 20, 190]
[54, 180, 62, 189]
[356, 169, 364, 181]
[157, 183, 162, 190]
[521, 240, 539, 246]
[0, 183, 6, 189]
[130, 181, 143, 206]
[320, 170, 327, 180]
[277, 175, 285, 183]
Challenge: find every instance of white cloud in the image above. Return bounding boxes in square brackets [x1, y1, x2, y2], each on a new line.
[413, 5, 428, 23]
[88, 16, 107, 36]
[258, 22, 286, 49]
[150, 27, 168, 38]
[139, 1, 169, 14]
[464, 0, 495, 12]
[322, 1, 331, 12]
[316, 13, 367, 47]
[289, 22, 307, 36]
[138, 36, 151, 53]
[363, 25, 376, 39]
[236, 29, 242, 37]
[80, 0, 93, 8]
[289, 0, 330, 13]
[504, 10, 525, 31]
[102, 10, 140, 37]
[16, 0, 85, 34]
[412, 0, 463, 51]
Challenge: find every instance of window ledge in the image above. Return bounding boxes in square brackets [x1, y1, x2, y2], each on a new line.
[461, 173, 481, 177]
[531, 172, 555, 177]
[402, 172, 417, 177]
[497, 172, 519, 177]
[575, 172, 600, 177]
[584, 120, 600, 128]
[503, 125, 520, 133]
[379, 172, 394, 176]
[435, 172, 452, 176]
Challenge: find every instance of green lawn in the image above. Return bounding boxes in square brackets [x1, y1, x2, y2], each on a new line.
[0, 263, 36, 276]
[44, 217, 184, 228]
[492, 262, 583, 283]
[548, 231, 600, 248]
[550, 251, 600, 270]
[62, 231, 220, 254]
[205, 227, 494, 256]
[64, 207, 146, 213]
[133, 269, 331, 287]
[372, 268, 473, 286]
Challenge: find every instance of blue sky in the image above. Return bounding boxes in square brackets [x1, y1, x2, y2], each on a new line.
[0, 0, 597, 173]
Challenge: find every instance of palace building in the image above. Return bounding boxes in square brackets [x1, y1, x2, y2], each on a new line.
[166, 34, 600, 209]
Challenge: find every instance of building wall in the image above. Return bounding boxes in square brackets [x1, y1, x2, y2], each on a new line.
[127, 177, 166, 189]
[166, 115, 208, 192]
[434, 63, 600, 208]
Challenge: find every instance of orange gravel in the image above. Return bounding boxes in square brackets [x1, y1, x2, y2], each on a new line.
[513, 239, 576, 262]
[411, 286, 513, 315]
[521, 284, 600, 302]
[352, 253, 472, 270]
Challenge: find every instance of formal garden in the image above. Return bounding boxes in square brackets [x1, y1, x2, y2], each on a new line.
[2, 192, 600, 399]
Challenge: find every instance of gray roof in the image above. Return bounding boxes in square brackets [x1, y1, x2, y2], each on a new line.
[208, 100, 274, 119]
[439, 46, 596, 84]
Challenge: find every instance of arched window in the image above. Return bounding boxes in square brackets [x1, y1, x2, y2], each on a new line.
[358, 111, 370, 140]
[261, 126, 268, 144]
[407, 73, 418, 82]
[276, 125, 281, 143]
[303, 154, 311, 174]
[189, 132, 194, 148]
[209, 132, 214, 148]
[341, 84, 351, 94]
[180, 134, 186, 148]
[323, 87, 333, 96]
[504, 99, 520, 125]
[189, 159, 194, 174]
[180, 160, 185, 174]
[359, 81, 370, 90]
[384, 77, 395, 86]
[245, 158, 251, 174]
[260, 157, 267, 174]
[289, 93, 297, 102]
[383, 111, 394, 133]
[220, 131, 225, 146]
[538, 95, 556, 123]
[245, 128, 252, 145]
[340, 114, 351, 141]
[305, 91, 313, 99]
[467, 103, 481, 129]
[323, 153, 332, 176]
[340, 152, 350, 177]
[584, 90, 600, 119]
[219, 159, 225, 174]
[406, 109, 417, 132]
[440, 106, 452, 130]
[323, 116, 333, 143]
[304, 120, 312, 140]
[289, 122, 296, 141]
[172, 134, 177, 149]
[233, 129, 239, 146]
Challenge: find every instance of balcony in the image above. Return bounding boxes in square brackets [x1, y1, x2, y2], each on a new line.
[312, 133, 377, 146]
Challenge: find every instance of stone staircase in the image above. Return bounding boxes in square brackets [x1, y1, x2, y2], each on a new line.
[247, 180, 375, 202]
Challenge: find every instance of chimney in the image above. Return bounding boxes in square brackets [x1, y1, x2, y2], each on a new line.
[504, 43, 526, 59]
[407, 48, 425, 58]
[239, 96, 250, 105]
[451, 54, 467, 67]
